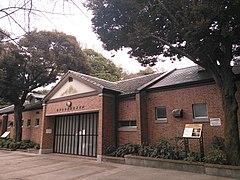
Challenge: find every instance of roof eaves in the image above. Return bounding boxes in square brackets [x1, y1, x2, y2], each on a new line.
[24, 101, 43, 111]
[0, 105, 14, 114]
[76, 74, 105, 90]
[148, 78, 215, 92]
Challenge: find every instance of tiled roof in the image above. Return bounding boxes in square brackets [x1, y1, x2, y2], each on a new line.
[148, 66, 213, 89]
[116, 73, 163, 94]
[0, 101, 42, 115]
[70, 70, 163, 95]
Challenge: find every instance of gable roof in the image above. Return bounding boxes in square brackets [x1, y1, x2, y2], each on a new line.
[44, 70, 165, 100]
[148, 66, 214, 90]
[69, 70, 165, 95]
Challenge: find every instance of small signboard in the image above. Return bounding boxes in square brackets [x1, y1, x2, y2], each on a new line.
[210, 118, 221, 126]
[1, 131, 10, 138]
[183, 124, 202, 138]
[46, 129, 52, 134]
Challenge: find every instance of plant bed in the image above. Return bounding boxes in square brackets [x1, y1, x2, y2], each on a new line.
[101, 154, 240, 178]
[0, 139, 40, 152]
[124, 155, 205, 174]
[103, 139, 239, 178]
[0, 147, 15, 151]
[204, 163, 240, 179]
[101, 155, 125, 164]
[123, 155, 240, 179]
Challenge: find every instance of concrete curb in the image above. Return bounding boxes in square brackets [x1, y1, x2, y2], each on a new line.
[102, 155, 240, 179]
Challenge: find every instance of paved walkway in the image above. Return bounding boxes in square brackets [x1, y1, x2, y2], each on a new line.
[0, 150, 237, 180]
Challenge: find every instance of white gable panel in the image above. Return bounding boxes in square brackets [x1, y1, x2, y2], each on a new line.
[50, 78, 95, 99]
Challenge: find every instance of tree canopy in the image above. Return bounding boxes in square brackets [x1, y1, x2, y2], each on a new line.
[87, 0, 240, 67]
[0, 30, 90, 141]
[86, 0, 240, 165]
[84, 49, 122, 81]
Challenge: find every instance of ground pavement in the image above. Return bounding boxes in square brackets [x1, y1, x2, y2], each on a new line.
[0, 150, 237, 180]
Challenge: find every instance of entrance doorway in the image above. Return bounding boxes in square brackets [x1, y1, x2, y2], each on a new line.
[54, 113, 98, 157]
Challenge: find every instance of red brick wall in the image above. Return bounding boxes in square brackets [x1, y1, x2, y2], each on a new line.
[43, 94, 103, 153]
[101, 94, 117, 153]
[136, 91, 148, 144]
[2, 109, 42, 144]
[6, 114, 14, 139]
[118, 97, 139, 144]
[46, 95, 101, 115]
[40, 104, 55, 150]
[118, 131, 139, 144]
[119, 97, 136, 120]
[0, 115, 8, 136]
[147, 84, 227, 152]
[22, 109, 43, 144]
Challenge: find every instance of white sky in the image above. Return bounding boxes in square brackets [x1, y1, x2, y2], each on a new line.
[0, 0, 195, 73]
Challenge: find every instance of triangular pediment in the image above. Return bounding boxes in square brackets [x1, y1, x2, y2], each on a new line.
[49, 76, 96, 100]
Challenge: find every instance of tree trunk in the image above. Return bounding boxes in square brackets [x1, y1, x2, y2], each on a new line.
[14, 103, 23, 142]
[219, 71, 240, 165]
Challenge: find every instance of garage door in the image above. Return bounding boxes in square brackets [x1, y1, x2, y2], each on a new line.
[54, 113, 98, 157]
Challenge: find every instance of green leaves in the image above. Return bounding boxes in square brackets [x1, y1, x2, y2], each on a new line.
[84, 49, 122, 82]
[87, 0, 240, 66]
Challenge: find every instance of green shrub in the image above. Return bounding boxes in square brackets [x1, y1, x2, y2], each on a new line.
[138, 140, 177, 159]
[34, 144, 40, 149]
[170, 137, 186, 160]
[204, 136, 226, 164]
[0, 139, 5, 148]
[3, 139, 13, 148]
[104, 137, 229, 165]
[111, 144, 138, 157]
[105, 144, 116, 155]
[8, 141, 17, 150]
[184, 152, 200, 162]
[0, 139, 40, 150]
[138, 144, 153, 157]
[210, 136, 225, 151]
[204, 147, 226, 164]
[107, 139, 181, 159]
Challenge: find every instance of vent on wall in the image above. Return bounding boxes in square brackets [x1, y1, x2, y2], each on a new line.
[172, 109, 183, 118]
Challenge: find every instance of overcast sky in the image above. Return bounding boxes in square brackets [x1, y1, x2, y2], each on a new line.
[0, 0, 195, 73]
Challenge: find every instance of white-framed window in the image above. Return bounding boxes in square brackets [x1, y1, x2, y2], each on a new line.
[155, 106, 167, 122]
[193, 103, 208, 122]
[27, 119, 31, 128]
[118, 120, 137, 131]
[21, 120, 24, 128]
[35, 118, 40, 127]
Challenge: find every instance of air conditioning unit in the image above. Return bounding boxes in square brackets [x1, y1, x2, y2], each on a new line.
[172, 109, 183, 118]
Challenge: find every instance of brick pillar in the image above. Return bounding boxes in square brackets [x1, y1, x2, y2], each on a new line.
[136, 91, 148, 145]
[97, 94, 103, 162]
[39, 103, 55, 154]
[0, 114, 8, 135]
[97, 93, 116, 162]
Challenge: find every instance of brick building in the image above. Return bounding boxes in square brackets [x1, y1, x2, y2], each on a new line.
[0, 66, 239, 160]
